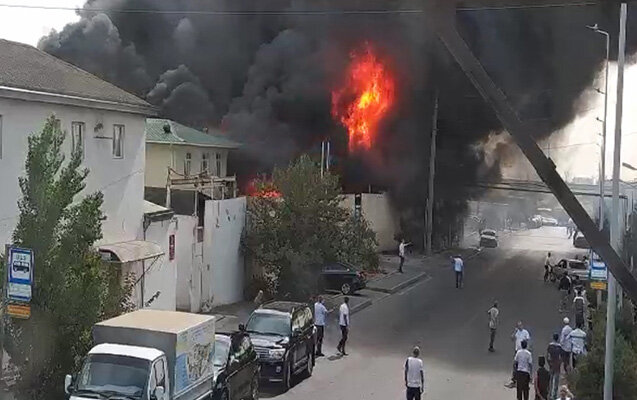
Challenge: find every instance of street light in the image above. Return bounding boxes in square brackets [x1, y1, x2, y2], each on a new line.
[587, 23, 610, 232]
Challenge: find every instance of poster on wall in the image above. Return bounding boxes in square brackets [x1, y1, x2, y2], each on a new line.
[174, 319, 215, 395]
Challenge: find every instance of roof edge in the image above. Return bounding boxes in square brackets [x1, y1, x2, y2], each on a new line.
[0, 85, 158, 116]
[146, 140, 241, 149]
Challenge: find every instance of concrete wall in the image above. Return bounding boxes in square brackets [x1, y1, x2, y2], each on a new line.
[341, 193, 399, 252]
[0, 97, 146, 246]
[174, 215, 203, 312]
[145, 143, 229, 188]
[203, 197, 246, 306]
[142, 218, 178, 311]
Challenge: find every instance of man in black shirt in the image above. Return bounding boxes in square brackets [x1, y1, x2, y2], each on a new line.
[534, 356, 550, 400]
[546, 333, 562, 399]
[558, 273, 572, 313]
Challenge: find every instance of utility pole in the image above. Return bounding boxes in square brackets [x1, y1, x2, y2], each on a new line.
[425, 90, 439, 255]
[605, 3, 627, 400]
[320, 141, 325, 178]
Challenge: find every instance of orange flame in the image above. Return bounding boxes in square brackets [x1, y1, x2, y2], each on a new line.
[245, 178, 282, 198]
[331, 44, 395, 152]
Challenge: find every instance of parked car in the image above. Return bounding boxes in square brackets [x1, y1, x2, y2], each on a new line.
[553, 258, 590, 281]
[320, 262, 366, 294]
[212, 332, 260, 400]
[529, 215, 542, 229]
[479, 229, 498, 248]
[541, 216, 559, 226]
[244, 302, 316, 391]
[573, 232, 590, 249]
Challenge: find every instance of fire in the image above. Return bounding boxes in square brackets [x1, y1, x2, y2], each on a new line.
[331, 43, 395, 152]
[245, 178, 282, 198]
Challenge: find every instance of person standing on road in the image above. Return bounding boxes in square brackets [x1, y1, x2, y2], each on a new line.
[404, 346, 425, 400]
[546, 333, 562, 399]
[559, 318, 573, 373]
[399, 239, 411, 273]
[337, 297, 350, 356]
[534, 356, 550, 400]
[508, 321, 531, 387]
[567, 324, 587, 369]
[453, 255, 464, 289]
[513, 340, 533, 400]
[544, 252, 553, 282]
[314, 295, 328, 357]
[572, 289, 586, 328]
[487, 301, 499, 352]
[558, 273, 572, 313]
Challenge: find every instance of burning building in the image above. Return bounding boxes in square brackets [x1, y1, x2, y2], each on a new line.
[38, 0, 637, 248]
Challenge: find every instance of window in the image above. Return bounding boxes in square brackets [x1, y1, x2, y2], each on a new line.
[112, 125, 124, 158]
[153, 359, 165, 388]
[71, 122, 85, 157]
[292, 311, 303, 332]
[184, 153, 192, 176]
[201, 152, 210, 173]
[215, 152, 222, 177]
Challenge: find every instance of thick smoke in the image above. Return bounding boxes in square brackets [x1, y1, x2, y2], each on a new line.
[37, 1, 637, 246]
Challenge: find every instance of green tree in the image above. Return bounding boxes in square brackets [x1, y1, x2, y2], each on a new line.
[244, 155, 378, 300]
[1, 116, 132, 400]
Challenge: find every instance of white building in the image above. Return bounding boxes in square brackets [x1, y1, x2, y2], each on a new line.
[0, 39, 187, 310]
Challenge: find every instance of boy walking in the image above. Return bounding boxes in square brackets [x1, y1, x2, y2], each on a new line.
[404, 346, 425, 400]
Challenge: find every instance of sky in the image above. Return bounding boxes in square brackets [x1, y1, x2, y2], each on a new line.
[0, 1, 80, 46]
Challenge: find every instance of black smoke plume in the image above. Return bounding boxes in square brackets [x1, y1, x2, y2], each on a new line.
[38, 1, 637, 247]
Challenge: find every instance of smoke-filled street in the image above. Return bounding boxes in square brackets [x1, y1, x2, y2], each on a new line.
[263, 227, 583, 400]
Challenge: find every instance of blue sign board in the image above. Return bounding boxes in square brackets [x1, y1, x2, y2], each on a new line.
[7, 247, 34, 302]
[589, 250, 607, 281]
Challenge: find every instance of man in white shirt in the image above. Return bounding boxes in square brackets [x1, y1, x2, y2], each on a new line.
[337, 297, 350, 355]
[513, 340, 533, 400]
[314, 295, 328, 357]
[567, 324, 587, 369]
[544, 252, 553, 282]
[487, 301, 499, 352]
[453, 255, 464, 288]
[405, 346, 425, 400]
[508, 321, 531, 387]
[560, 318, 573, 373]
[399, 240, 411, 273]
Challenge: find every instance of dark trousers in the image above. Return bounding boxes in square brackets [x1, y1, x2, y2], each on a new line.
[406, 387, 421, 400]
[399, 256, 405, 272]
[516, 371, 530, 400]
[575, 312, 585, 328]
[572, 352, 580, 369]
[561, 350, 571, 373]
[489, 328, 496, 350]
[455, 271, 463, 288]
[315, 325, 324, 355]
[338, 325, 348, 353]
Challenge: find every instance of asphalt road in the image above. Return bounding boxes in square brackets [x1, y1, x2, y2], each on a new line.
[263, 226, 587, 399]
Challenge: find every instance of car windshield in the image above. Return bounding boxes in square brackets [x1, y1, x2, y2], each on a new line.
[246, 312, 291, 336]
[214, 337, 231, 367]
[76, 354, 149, 398]
[569, 261, 587, 270]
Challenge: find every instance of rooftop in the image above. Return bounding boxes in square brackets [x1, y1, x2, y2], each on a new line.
[0, 39, 153, 113]
[146, 118, 241, 149]
[97, 309, 215, 334]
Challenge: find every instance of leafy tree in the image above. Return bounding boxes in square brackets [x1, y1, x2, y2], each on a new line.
[244, 155, 378, 300]
[1, 116, 133, 400]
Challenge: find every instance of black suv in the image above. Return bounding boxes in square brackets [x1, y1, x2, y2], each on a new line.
[212, 332, 260, 400]
[244, 301, 316, 391]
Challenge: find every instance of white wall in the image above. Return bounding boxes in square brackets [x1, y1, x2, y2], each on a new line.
[174, 215, 203, 312]
[0, 97, 146, 246]
[341, 193, 399, 252]
[142, 218, 178, 311]
[203, 197, 246, 306]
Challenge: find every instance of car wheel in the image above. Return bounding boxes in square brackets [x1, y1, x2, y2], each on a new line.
[282, 360, 292, 391]
[341, 283, 351, 295]
[249, 373, 259, 400]
[303, 351, 314, 378]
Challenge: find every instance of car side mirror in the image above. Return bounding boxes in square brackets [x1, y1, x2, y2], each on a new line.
[64, 374, 73, 395]
[152, 386, 165, 400]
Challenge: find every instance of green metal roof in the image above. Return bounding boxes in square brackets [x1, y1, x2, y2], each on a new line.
[145, 118, 241, 149]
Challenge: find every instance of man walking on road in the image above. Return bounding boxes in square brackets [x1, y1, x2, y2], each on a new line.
[558, 273, 572, 313]
[534, 356, 550, 400]
[507, 321, 531, 387]
[399, 239, 411, 273]
[453, 255, 464, 288]
[544, 252, 553, 282]
[314, 295, 328, 357]
[337, 297, 350, 356]
[546, 333, 562, 399]
[567, 324, 587, 369]
[572, 289, 586, 328]
[404, 346, 425, 400]
[487, 301, 499, 352]
[559, 318, 573, 373]
[514, 340, 533, 400]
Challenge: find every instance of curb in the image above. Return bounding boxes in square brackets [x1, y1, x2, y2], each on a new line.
[366, 271, 429, 294]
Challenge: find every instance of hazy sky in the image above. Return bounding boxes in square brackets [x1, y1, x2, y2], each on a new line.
[0, 1, 80, 46]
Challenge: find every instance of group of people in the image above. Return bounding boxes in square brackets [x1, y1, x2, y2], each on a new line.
[313, 295, 351, 358]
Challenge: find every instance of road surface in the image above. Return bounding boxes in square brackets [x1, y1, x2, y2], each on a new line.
[263, 226, 586, 399]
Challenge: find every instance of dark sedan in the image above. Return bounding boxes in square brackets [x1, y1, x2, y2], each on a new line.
[320, 262, 366, 295]
[212, 332, 260, 400]
[573, 232, 590, 249]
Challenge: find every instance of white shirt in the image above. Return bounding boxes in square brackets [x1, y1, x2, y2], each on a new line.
[405, 357, 424, 389]
[488, 307, 499, 329]
[454, 257, 464, 272]
[399, 242, 406, 257]
[314, 302, 328, 326]
[545, 255, 553, 266]
[560, 325, 573, 352]
[514, 328, 530, 351]
[568, 328, 587, 355]
[514, 349, 533, 373]
[339, 303, 349, 327]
